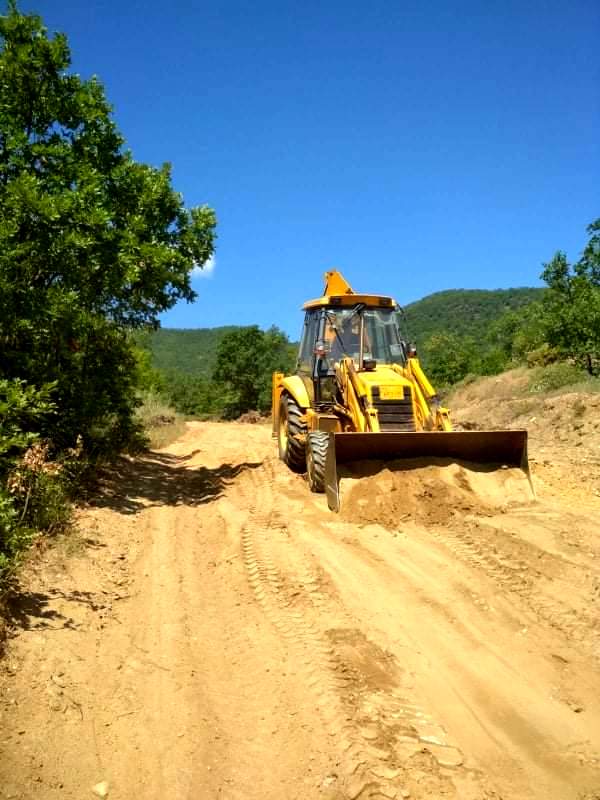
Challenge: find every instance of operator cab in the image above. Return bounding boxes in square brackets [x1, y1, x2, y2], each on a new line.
[296, 303, 409, 405]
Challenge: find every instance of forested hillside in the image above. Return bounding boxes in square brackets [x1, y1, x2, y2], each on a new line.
[147, 286, 544, 394]
[141, 325, 297, 419]
[148, 287, 543, 374]
[145, 327, 238, 377]
[403, 287, 544, 345]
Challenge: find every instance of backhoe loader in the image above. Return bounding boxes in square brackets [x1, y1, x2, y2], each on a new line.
[272, 270, 531, 511]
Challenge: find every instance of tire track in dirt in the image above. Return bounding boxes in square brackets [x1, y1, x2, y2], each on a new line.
[239, 470, 378, 799]
[338, 457, 600, 665]
[4, 420, 600, 799]
[423, 515, 600, 662]
[235, 459, 488, 800]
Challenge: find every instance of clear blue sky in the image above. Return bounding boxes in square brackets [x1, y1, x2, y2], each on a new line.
[21, 0, 600, 338]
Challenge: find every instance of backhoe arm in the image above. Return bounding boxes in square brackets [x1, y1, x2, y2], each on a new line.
[335, 358, 379, 432]
[404, 357, 452, 431]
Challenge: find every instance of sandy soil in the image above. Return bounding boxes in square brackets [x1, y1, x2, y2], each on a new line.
[1, 417, 600, 800]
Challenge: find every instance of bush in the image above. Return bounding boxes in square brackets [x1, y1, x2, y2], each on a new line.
[526, 343, 562, 368]
[0, 487, 20, 580]
[528, 363, 589, 393]
[135, 391, 176, 428]
[163, 371, 225, 417]
[135, 391, 186, 449]
[0, 474, 69, 586]
[419, 332, 480, 387]
[7, 443, 71, 531]
[0, 381, 75, 587]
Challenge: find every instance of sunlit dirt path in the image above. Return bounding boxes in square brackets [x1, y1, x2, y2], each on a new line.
[1, 420, 600, 799]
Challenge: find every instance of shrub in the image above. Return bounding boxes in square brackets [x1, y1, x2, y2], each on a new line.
[526, 343, 562, 368]
[135, 391, 186, 449]
[528, 363, 588, 394]
[0, 487, 20, 579]
[7, 443, 71, 531]
[0, 381, 74, 587]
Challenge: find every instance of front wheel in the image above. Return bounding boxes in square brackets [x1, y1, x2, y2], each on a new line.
[306, 431, 329, 493]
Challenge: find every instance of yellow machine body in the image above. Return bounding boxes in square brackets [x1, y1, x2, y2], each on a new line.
[272, 270, 530, 510]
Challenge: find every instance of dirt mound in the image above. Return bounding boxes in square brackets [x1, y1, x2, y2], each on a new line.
[339, 459, 533, 528]
[449, 370, 600, 459]
[237, 410, 268, 424]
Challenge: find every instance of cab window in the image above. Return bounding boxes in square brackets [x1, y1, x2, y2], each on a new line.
[297, 311, 320, 373]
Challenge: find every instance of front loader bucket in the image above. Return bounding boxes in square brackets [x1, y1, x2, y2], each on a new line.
[324, 430, 531, 512]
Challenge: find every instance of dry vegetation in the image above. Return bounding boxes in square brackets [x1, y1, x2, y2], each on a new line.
[135, 391, 187, 449]
[449, 365, 600, 502]
[450, 366, 600, 444]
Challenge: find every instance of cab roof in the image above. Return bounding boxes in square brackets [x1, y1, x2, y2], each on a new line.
[303, 294, 396, 310]
[302, 270, 397, 310]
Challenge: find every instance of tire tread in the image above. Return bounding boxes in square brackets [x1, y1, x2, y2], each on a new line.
[307, 431, 328, 493]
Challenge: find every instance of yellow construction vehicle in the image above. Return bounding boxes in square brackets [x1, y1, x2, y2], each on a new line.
[272, 270, 530, 510]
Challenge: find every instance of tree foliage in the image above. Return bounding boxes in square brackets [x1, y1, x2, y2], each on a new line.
[403, 287, 544, 345]
[164, 372, 224, 417]
[0, 4, 216, 452]
[143, 326, 240, 377]
[539, 219, 600, 374]
[134, 326, 297, 418]
[404, 287, 545, 386]
[486, 302, 547, 364]
[417, 219, 600, 383]
[420, 333, 479, 386]
[0, 377, 61, 579]
[0, 4, 216, 580]
[0, 379, 55, 471]
[213, 326, 295, 418]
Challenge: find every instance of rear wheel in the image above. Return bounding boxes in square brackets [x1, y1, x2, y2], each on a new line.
[306, 431, 329, 493]
[278, 395, 306, 473]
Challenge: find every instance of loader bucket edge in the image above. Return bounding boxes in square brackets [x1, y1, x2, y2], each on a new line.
[324, 430, 531, 512]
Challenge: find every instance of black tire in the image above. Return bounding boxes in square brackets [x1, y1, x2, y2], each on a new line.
[278, 394, 306, 473]
[306, 431, 328, 493]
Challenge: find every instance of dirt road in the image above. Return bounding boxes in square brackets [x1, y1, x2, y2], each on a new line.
[1, 421, 600, 799]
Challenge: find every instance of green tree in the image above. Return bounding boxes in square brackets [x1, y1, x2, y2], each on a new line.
[540, 218, 600, 375]
[487, 302, 547, 363]
[0, 4, 216, 452]
[164, 371, 225, 417]
[420, 332, 479, 387]
[213, 326, 295, 418]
